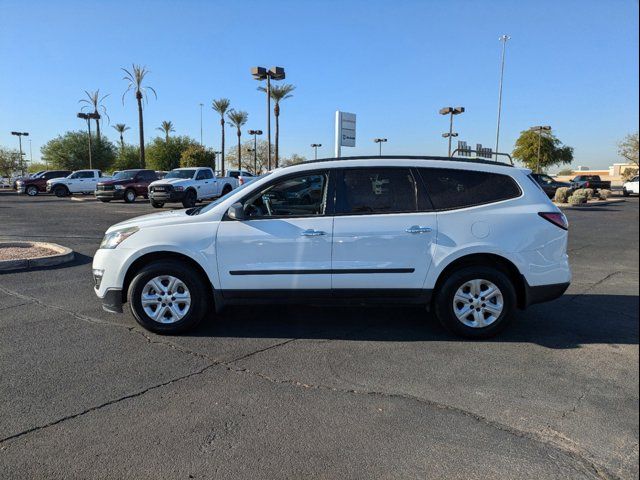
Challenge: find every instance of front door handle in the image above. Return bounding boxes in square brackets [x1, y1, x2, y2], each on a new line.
[406, 226, 433, 234]
[301, 229, 326, 237]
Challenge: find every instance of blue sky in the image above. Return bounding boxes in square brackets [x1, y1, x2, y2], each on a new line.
[1, 0, 638, 169]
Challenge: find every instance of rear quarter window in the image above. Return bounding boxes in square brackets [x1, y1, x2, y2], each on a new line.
[418, 168, 521, 210]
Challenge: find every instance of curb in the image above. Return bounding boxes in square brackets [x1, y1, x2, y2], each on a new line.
[0, 242, 75, 272]
[555, 198, 626, 208]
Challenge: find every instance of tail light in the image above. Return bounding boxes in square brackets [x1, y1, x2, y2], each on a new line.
[585, 181, 590, 188]
[238, 177, 245, 185]
[538, 212, 568, 230]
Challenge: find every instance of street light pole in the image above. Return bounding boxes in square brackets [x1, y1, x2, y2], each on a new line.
[78, 112, 100, 169]
[310, 143, 322, 160]
[248, 129, 263, 174]
[11, 131, 29, 176]
[212, 151, 222, 174]
[252, 66, 285, 171]
[199, 103, 204, 146]
[439, 107, 464, 156]
[495, 34, 511, 158]
[530, 125, 552, 173]
[373, 138, 387, 156]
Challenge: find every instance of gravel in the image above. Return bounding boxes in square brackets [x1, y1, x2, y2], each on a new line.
[0, 245, 59, 260]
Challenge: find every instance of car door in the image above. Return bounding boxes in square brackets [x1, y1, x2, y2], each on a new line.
[331, 167, 437, 292]
[216, 170, 334, 293]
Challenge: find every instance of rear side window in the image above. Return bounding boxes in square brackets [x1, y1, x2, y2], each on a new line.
[418, 168, 521, 210]
[337, 168, 420, 215]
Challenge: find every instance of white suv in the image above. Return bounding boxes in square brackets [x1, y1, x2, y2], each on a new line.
[92, 157, 571, 338]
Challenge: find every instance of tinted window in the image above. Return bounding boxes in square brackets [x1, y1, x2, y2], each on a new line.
[244, 173, 327, 218]
[201, 169, 214, 180]
[337, 168, 419, 215]
[419, 168, 521, 210]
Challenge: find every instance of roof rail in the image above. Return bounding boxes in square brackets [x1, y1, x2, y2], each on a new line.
[298, 155, 514, 168]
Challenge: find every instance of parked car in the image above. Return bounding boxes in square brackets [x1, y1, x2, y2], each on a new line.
[46, 169, 109, 197]
[623, 175, 639, 197]
[570, 175, 611, 191]
[15, 170, 72, 196]
[529, 173, 572, 198]
[227, 169, 256, 186]
[148, 167, 239, 208]
[93, 156, 571, 339]
[95, 169, 158, 203]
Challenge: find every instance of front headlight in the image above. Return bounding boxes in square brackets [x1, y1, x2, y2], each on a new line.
[114, 185, 124, 190]
[99, 226, 139, 249]
[173, 186, 184, 191]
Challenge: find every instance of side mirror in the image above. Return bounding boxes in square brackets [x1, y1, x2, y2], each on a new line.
[227, 202, 245, 221]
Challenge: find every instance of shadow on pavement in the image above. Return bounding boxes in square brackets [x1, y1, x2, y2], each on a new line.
[0, 252, 93, 274]
[186, 294, 639, 349]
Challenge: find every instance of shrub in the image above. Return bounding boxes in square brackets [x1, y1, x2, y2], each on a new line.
[41, 131, 116, 171]
[113, 145, 142, 171]
[568, 193, 587, 206]
[554, 187, 571, 203]
[583, 188, 595, 200]
[572, 188, 586, 197]
[180, 145, 217, 169]
[146, 136, 200, 171]
[599, 189, 612, 200]
[558, 168, 574, 176]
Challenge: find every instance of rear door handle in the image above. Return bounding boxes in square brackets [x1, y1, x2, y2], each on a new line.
[301, 229, 326, 237]
[406, 226, 433, 234]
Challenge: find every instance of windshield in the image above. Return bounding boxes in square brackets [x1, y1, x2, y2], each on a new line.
[165, 169, 196, 179]
[187, 173, 272, 215]
[112, 170, 139, 180]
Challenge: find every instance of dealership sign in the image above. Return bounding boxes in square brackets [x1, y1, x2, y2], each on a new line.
[334, 111, 356, 157]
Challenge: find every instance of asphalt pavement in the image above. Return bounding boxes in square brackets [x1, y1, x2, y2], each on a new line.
[0, 191, 638, 479]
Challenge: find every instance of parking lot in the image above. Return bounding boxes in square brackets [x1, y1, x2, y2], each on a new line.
[0, 191, 638, 479]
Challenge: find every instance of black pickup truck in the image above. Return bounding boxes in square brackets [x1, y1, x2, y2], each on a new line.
[570, 175, 611, 191]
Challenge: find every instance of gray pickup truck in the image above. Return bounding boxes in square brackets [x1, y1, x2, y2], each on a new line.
[570, 175, 611, 192]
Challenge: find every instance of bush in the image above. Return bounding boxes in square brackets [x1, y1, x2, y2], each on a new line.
[554, 187, 571, 203]
[146, 136, 200, 171]
[599, 189, 612, 200]
[113, 145, 142, 171]
[558, 168, 574, 176]
[583, 188, 595, 200]
[568, 193, 587, 206]
[572, 188, 586, 197]
[180, 145, 217, 169]
[41, 131, 116, 171]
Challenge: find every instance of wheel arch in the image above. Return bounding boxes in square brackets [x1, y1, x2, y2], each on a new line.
[433, 253, 526, 309]
[122, 251, 213, 305]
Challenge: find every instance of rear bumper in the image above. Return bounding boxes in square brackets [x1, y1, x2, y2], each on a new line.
[523, 281, 570, 308]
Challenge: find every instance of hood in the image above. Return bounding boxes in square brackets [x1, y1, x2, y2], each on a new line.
[98, 178, 136, 186]
[106, 209, 197, 233]
[150, 177, 193, 186]
[46, 176, 70, 184]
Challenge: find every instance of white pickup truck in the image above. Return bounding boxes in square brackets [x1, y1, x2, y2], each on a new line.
[147, 167, 238, 208]
[46, 169, 109, 197]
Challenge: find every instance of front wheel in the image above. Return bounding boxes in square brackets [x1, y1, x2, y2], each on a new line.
[182, 190, 197, 208]
[26, 185, 39, 196]
[433, 266, 516, 338]
[128, 260, 209, 334]
[53, 185, 68, 197]
[99, 199, 112, 203]
[623, 188, 630, 197]
[124, 189, 136, 203]
[151, 200, 164, 208]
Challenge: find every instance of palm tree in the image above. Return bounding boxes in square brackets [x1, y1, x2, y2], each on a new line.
[226, 110, 248, 170]
[258, 83, 295, 167]
[122, 64, 157, 168]
[212, 98, 231, 175]
[156, 121, 175, 143]
[79, 89, 110, 141]
[112, 123, 130, 150]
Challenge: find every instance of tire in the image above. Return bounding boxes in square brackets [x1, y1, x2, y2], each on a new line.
[53, 185, 68, 197]
[221, 185, 232, 196]
[99, 199, 112, 203]
[182, 189, 197, 208]
[26, 186, 38, 196]
[151, 201, 164, 208]
[124, 189, 136, 203]
[623, 188, 630, 197]
[433, 266, 516, 339]
[128, 260, 209, 334]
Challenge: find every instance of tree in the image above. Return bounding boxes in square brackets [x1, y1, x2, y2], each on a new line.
[0, 147, 20, 178]
[212, 98, 231, 175]
[512, 129, 573, 172]
[225, 139, 270, 174]
[226, 110, 248, 171]
[557, 168, 574, 176]
[41, 131, 116, 171]
[156, 121, 175, 143]
[145, 135, 200, 171]
[28, 162, 49, 173]
[180, 145, 217, 169]
[112, 123, 130, 150]
[280, 153, 306, 167]
[113, 144, 142, 171]
[122, 64, 157, 168]
[258, 83, 295, 167]
[79, 90, 110, 140]
[618, 132, 639, 167]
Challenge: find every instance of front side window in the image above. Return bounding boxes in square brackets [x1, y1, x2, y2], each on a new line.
[337, 168, 419, 215]
[418, 168, 521, 210]
[165, 169, 196, 180]
[243, 173, 327, 218]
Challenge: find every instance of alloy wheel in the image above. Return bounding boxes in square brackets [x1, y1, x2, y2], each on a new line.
[141, 275, 191, 324]
[452, 279, 504, 328]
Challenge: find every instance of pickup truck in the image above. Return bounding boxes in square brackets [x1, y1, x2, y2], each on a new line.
[95, 169, 159, 203]
[570, 175, 611, 192]
[15, 170, 72, 196]
[147, 167, 238, 208]
[46, 169, 109, 197]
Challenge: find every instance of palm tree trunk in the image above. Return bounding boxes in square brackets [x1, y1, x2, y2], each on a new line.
[220, 118, 225, 176]
[95, 116, 101, 141]
[237, 129, 242, 170]
[274, 104, 280, 168]
[120, 133, 124, 150]
[136, 92, 145, 168]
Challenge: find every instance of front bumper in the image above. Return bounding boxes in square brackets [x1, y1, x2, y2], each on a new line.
[149, 190, 185, 202]
[95, 190, 124, 200]
[101, 289, 123, 313]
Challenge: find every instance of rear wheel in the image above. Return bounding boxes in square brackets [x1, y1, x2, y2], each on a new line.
[128, 260, 209, 334]
[434, 266, 516, 338]
[26, 185, 38, 196]
[99, 199, 112, 203]
[182, 189, 197, 208]
[151, 200, 164, 208]
[124, 189, 136, 203]
[221, 184, 232, 196]
[53, 185, 68, 197]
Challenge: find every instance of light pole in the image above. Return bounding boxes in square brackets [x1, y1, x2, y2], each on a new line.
[77, 112, 100, 169]
[310, 143, 322, 160]
[11, 131, 29, 176]
[251, 66, 285, 170]
[530, 125, 552, 173]
[212, 151, 222, 174]
[248, 129, 263, 174]
[373, 138, 387, 156]
[439, 107, 465, 156]
[199, 103, 204, 146]
[495, 34, 511, 158]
